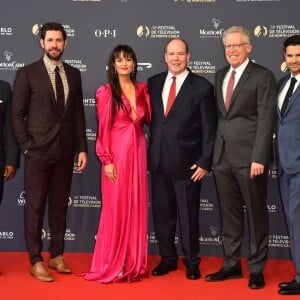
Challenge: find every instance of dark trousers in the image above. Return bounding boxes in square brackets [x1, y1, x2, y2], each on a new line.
[213, 153, 269, 273]
[24, 153, 74, 265]
[151, 170, 201, 266]
[279, 171, 300, 281]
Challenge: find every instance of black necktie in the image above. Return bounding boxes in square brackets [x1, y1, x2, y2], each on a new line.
[281, 77, 297, 116]
[55, 66, 65, 115]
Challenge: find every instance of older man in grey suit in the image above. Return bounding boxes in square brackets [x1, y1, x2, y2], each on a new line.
[205, 26, 276, 289]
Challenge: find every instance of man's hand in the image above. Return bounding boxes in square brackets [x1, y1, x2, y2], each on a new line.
[250, 162, 264, 179]
[191, 164, 208, 182]
[77, 152, 88, 172]
[4, 165, 17, 181]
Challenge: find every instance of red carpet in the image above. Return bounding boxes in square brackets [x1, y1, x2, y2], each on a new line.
[0, 252, 295, 300]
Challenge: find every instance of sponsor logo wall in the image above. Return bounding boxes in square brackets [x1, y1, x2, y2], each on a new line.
[0, 0, 295, 259]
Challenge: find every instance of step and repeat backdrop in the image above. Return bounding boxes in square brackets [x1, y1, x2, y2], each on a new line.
[0, 0, 298, 259]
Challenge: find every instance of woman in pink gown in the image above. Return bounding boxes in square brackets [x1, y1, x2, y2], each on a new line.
[84, 45, 151, 283]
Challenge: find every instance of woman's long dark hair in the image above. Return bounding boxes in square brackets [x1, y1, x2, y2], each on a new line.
[107, 45, 138, 114]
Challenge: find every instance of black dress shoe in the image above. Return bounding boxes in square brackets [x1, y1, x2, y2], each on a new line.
[248, 272, 265, 289]
[278, 279, 297, 288]
[186, 265, 200, 280]
[151, 261, 177, 276]
[279, 280, 300, 295]
[205, 265, 242, 282]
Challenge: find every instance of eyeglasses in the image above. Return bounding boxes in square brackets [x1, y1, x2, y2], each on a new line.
[224, 43, 248, 50]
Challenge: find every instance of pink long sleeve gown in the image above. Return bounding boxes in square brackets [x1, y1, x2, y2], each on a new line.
[84, 82, 151, 283]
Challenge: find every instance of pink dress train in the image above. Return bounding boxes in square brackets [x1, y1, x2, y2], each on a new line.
[84, 82, 151, 283]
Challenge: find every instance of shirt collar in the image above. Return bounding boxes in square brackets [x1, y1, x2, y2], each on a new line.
[291, 73, 300, 82]
[43, 54, 63, 72]
[230, 58, 249, 75]
[167, 68, 189, 80]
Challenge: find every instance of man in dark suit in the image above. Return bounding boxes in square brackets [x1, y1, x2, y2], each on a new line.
[205, 26, 276, 289]
[148, 38, 217, 280]
[276, 35, 300, 296]
[0, 80, 19, 207]
[0, 80, 20, 274]
[12, 22, 88, 282]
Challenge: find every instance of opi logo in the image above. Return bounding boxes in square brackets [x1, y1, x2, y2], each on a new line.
[94, 29, 117, 38]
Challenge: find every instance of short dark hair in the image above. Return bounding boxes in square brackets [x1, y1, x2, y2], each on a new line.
[164, 38, 189, 54]
[40, 22, 67, 40]
[284, 35, 300, 52]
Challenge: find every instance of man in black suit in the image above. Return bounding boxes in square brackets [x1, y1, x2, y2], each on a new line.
[0, 81, 20, 276]
[0, 80, 19, 203]
[148, 38, 217, 280]
[12, 22, 88, 282]
[205, 26, 276, 289]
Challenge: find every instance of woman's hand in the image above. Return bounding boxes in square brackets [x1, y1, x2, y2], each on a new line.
[104, 163, 117, 182]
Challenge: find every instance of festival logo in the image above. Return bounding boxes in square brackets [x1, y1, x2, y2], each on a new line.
[199, 198, 214, 211]
[254, 25, 268, 37]
[0, 231, 14, 240]
[70, 195, 101, 208]
[199, 18, 225, 38]
[0, 26, 13, 36]
[137, 25, 180, 39]
[137, 62, 152, 72]
[148, 231, 158, 245]
[85, 128, 96, 141]
[64, 59, 87, 72]
[42, 228, 50, 240]
[199, 225, 222, 245]
[83, 98, 96, 107]
[0, 51, 25, 71]
[188, 60, 216, 75]
[254, 24, 300, 38]
[32, 23, 75, 37]
[269, 234, 290, 248]
[267, 204, 277, 213]
[174, 0, 216, 2]
[73, 0, 102, 2]
[281, 61, 288, 73]
[64, 228, 76, 241]
[17, 191, 26, 206]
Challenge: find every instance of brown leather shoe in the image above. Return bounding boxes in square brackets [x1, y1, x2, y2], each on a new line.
[30, 262, 54, 282]
[48, 255, 72, 273]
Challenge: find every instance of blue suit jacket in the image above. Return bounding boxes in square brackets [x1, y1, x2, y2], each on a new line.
[277, 74, 300, 174]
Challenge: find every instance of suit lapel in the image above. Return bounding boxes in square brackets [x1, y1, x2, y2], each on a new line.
[228, 62, 252, 111]
[276, 76, 289, 119]
[283, 83, 300, 117]
[216, 67, 229, 116]
[154, 73, 166, 119]
[63, 62, 71, 114]
[40, 60, 57, 109]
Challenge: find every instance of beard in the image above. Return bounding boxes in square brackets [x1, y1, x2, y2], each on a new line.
[45, 48, 64, 61]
